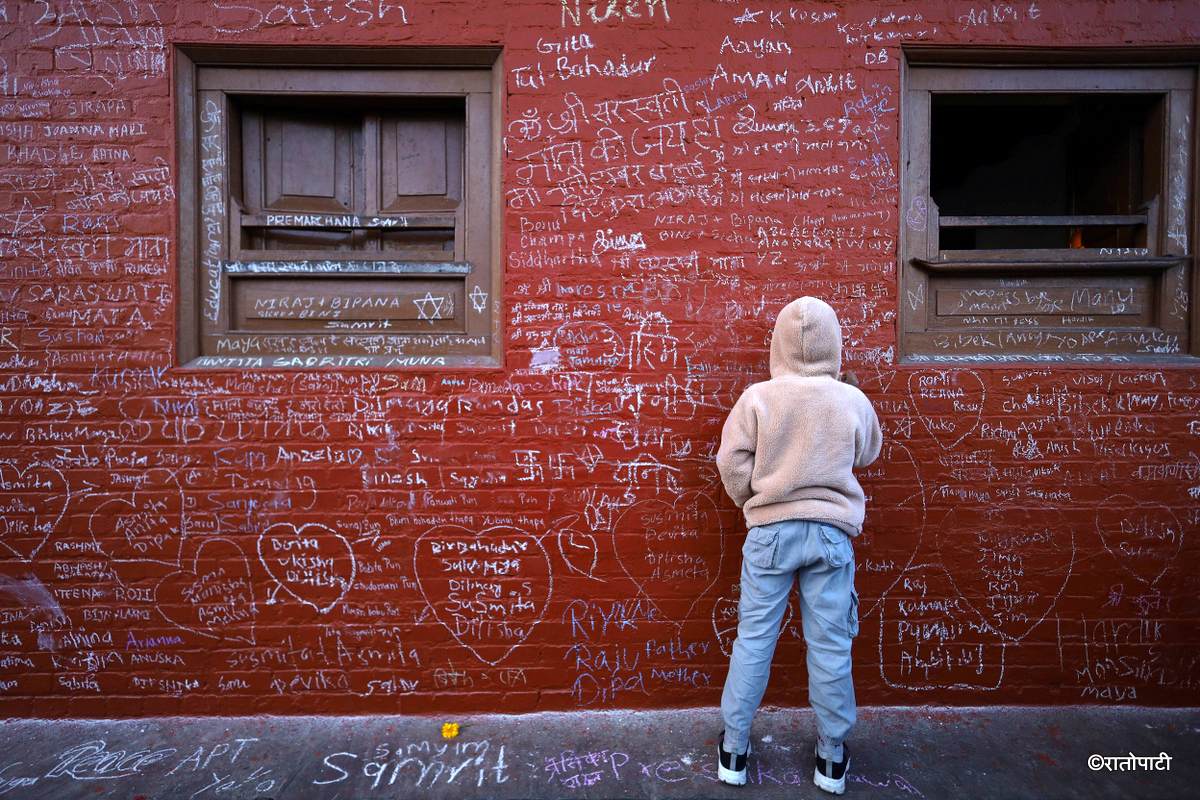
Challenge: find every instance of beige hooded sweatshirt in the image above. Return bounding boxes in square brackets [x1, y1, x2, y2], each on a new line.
[716, 296, 882, 536]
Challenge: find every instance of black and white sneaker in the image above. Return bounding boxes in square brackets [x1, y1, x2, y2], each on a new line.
[813, 742, 849, 794]
[717, 730, 750, 786]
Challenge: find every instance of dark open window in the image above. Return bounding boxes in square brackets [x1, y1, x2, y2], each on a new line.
[933, 94, 1160, 251]
[176, 49, 502, 368]
[900, 55, 1196, 362]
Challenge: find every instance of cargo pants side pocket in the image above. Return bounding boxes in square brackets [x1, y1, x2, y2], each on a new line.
[743, 524, 781, 570]
[848, 588, 860, 638]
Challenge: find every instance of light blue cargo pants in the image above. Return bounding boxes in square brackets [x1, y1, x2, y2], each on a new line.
[720, 519, 859, 762]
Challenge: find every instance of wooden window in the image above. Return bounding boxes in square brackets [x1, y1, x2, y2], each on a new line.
[176, 48, 502, 368]
[900, 51, 1197, 362]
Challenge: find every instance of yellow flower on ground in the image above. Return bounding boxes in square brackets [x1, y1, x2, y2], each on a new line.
[441, 722, 460, 739]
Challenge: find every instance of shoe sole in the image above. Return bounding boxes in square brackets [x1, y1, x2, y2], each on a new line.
[812, 756, 848, 795]
[718, 763, 747, 786]
[717, 740, 750, 786]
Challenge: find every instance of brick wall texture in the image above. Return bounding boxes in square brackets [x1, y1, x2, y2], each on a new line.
[0, 0, 1199, 716]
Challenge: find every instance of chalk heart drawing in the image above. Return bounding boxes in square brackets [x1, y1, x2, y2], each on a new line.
[936, 504, 1075, 643]
[88, 472, 184, 566]
[712, 595, 740, 656]
[414, 524, 552, 667]
[157, 538, 257, 645]
[879, 563, 1006, 692]
[614, 492, 723, 628]
[0, 463, 68, 561]
[907, 369, 985, 449]
[1095, 496, 1184, 586]
[857, 442, 926, 619]
[557, 525, 603, 581]
[257, 522, 356, 614]
[712, 589, 793, 657]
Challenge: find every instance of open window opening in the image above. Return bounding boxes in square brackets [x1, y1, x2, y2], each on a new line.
[899, 55, 1196, 362]
[932, 93, 1161, 252]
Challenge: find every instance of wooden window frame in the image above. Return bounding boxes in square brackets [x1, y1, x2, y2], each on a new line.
[899, 46, 1199, 363]
[174, 46, 504, 369]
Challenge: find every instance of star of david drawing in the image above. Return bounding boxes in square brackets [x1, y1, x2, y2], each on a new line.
[413, 292, 448, 322]
[469, 285, 489, 314]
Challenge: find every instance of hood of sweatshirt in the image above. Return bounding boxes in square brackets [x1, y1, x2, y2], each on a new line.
[768, 296, 842, 379]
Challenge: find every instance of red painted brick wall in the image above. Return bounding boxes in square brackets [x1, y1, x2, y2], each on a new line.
[0, 0, 1198, 716]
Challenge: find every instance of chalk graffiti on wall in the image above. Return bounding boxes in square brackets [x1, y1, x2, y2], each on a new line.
[158, 537, 260, 645]
[414, 525, 554, 666]
[613, 492, 724, 629]
[0, 0, 1196, 715]
[258, 522, 356, 614]
[0, 462, 69, 561]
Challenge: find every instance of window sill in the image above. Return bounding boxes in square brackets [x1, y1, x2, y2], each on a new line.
[178, 354, 504, 370]
[898, 350, 1200, 366]
[912, 256, 1186, 274]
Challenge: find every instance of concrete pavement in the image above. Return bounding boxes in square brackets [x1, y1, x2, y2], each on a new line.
[0, 706, 1196, 799]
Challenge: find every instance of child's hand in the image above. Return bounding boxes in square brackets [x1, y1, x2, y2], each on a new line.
[838, 371, 860, 388]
